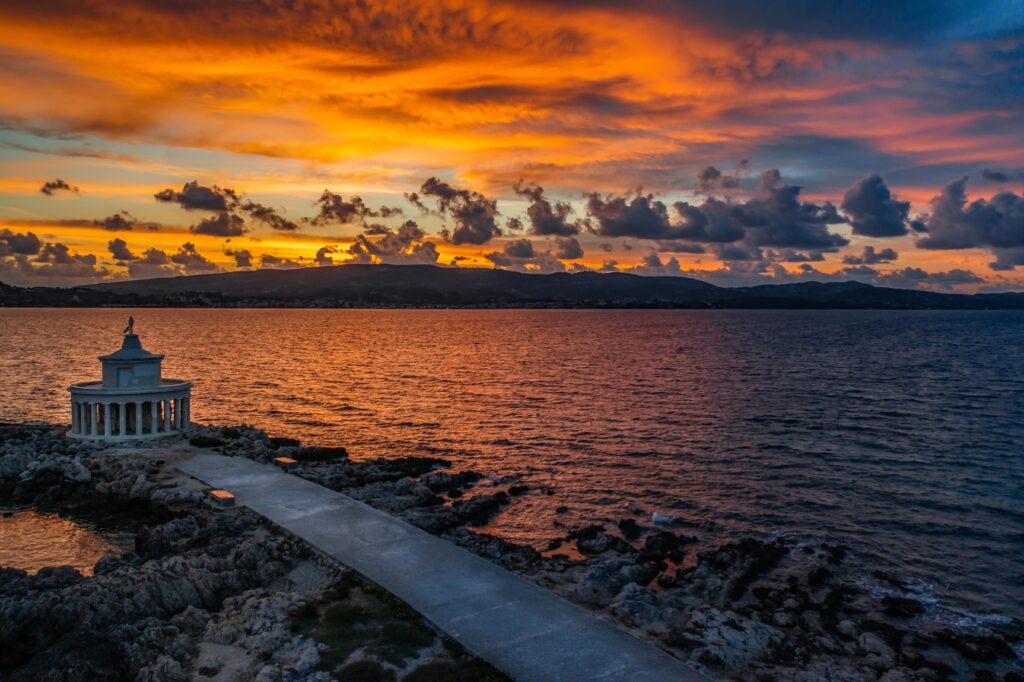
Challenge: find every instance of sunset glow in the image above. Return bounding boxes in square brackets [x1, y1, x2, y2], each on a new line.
[1, 0, 1023, 290]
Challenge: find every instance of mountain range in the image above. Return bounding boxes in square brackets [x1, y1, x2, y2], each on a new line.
[2, 264, 1023, 309]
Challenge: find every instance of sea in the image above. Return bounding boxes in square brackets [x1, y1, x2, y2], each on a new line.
[0, 307, 1021, 627]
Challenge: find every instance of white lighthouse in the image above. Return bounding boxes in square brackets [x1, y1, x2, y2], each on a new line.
[68, 324, 192, 440]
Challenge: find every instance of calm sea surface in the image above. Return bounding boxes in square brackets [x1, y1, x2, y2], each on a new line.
[1, 308, 1022, 623]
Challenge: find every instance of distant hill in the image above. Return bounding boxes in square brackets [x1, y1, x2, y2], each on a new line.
[1, 264, 1023, 309]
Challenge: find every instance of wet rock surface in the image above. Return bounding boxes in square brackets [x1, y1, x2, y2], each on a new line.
[3, 422, 1021, 681]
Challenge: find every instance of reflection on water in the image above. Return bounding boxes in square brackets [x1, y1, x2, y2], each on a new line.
[0, 308, 1022, 620]
[0, 509, 134, 575]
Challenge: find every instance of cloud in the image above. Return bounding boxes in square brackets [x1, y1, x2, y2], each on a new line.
[126, 247, 181, 280]
[240, 201, 299, 231]
[307, 190, 401, 226]
[512, 181, 583, 236]
[625, 251, 686, 276]
[553, 236, 584, 260]
[107, 237, 137, 261]
[224, 248, 252, 268]
[154, 180, 240, 212]
[346, 220, 440, 264]
[695, 162, 746, 193]
[981, 168, 1011, 183]
[587, 169, 848, 254]
[93, 211, 138, 231]
[190, 212, 247, 237]
[39, 178, 79, 196]
[840, 174, 911, 237]
[483, 238, 567, 273]
[842, 245, 899, 264]
[0, 229, 42, 256]
[315, 245, 339, 266]
[0, 240, 108, 286]
[915, 177, 1024, 269]
[259, 253, 305, 269]
[169, 242, 220, 273]
[416, 177, 501, 245]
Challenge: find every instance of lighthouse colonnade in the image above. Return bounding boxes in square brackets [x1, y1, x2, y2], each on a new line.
[70, 395, 190, 438]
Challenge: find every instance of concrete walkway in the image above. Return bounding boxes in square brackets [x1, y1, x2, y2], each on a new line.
[177, 453, 707, 682]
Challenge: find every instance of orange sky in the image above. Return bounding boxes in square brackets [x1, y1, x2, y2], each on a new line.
[0, 0, 1022, 291]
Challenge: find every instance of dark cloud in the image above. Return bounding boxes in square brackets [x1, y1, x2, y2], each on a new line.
[93, 211, 137, 231]
[107, 237, 137, 261]
[626, 252, 686, 276]
[240, 201, 299, 231]
[190, 212, 247, 237]
[982, 168, 1011, 183]
[40, 178, 79, 196]
[843, 245, 898, 264]
[417, 177, 501, 245]
[315, 245, 338, 266]
[0, 239, 108, 285]
[483, 238, 567, 273]
[307, 190, 400, 226]
[346, 220, 440, 264]
[841, 174, 910, 237]
[513, 181, 583, 236]
[0, 229, 42, 256]
[505, 217, 525, 231]
[695, 162, 747, 193]
[553, 236, 584, 260]
[772, 249, 825, 262]
[169, 242, 220, 273]
[656, 241, 707, 254]
[587, 170, 847, 252]
[155, 180, 240, 212]
[260, 253, 305, 269]
[126, 247, 180, 280]
[224, 248, 252, 268]
[915, 177, 1024, 269]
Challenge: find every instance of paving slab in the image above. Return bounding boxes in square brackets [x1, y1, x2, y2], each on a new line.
[177, 453, 709, 682]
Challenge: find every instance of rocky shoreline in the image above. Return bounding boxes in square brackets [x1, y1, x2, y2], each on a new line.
[1, 422, 1021, 681]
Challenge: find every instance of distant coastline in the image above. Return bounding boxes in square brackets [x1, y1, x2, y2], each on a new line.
[3, 263, 1024, 310]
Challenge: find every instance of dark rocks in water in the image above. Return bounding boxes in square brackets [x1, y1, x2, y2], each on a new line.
[507, 484, 529, 497]
[656, 573, 676, 589]
[939, 631, 1017, 662]
[822, 543, 847, 565]
[292, 445, 349, 462]
[882, 595, 926, 619]
[639, 531, 687, 562]
[419, 471, 481, 496]
[452, 492, 510, 526]
[269, 436, 300, 448]
[570, 525, 636, 556]
[872, 569, 908, 590]
[617, 518, 642, 540]
[807, 566, 831, 586]
[691, 538, 790, 606]
[555, 506, 569, 514]
[445, 528, 540, 572]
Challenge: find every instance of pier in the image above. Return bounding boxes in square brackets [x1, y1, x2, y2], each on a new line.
[177, 453, 708, 682]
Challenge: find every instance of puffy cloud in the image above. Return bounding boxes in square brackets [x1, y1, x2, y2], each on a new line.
[0, 229, 42, 256]
[315, 245, 339, 266]
[94, 211, 138, 231]
[695, 162, 747, 193]
[0, 240, 108, 286]
[625, 252, 686, 276]
[981, 168, 1011, 183]
[259, 253, 305, 269]
[915, 177, 1024, 269]
[587, 170, 847, 253]
[346, 220, 440, 264]
[190, 212, 247, 237]
[840, 175, 911, 237]
[415, 177, 501, 245]
[512, 181, 583, 236]
[307, 191, 401, 226]
[107, 237, 137, 261]
[224, 248, 252, 268]
[553, 236, 584, 260]
[126, 247, 180, 280]
[771, 249, 825, 262]
[169, 242, 220, 273]
[240, 201, 299, 232]
[40, 178, 79, 196]
[842, 245, 898, 264]
[483, 238, 567, 273]
[155, 180, 239, 212]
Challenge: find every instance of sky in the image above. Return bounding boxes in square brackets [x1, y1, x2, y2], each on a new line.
[1, 0, 1023, 291]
